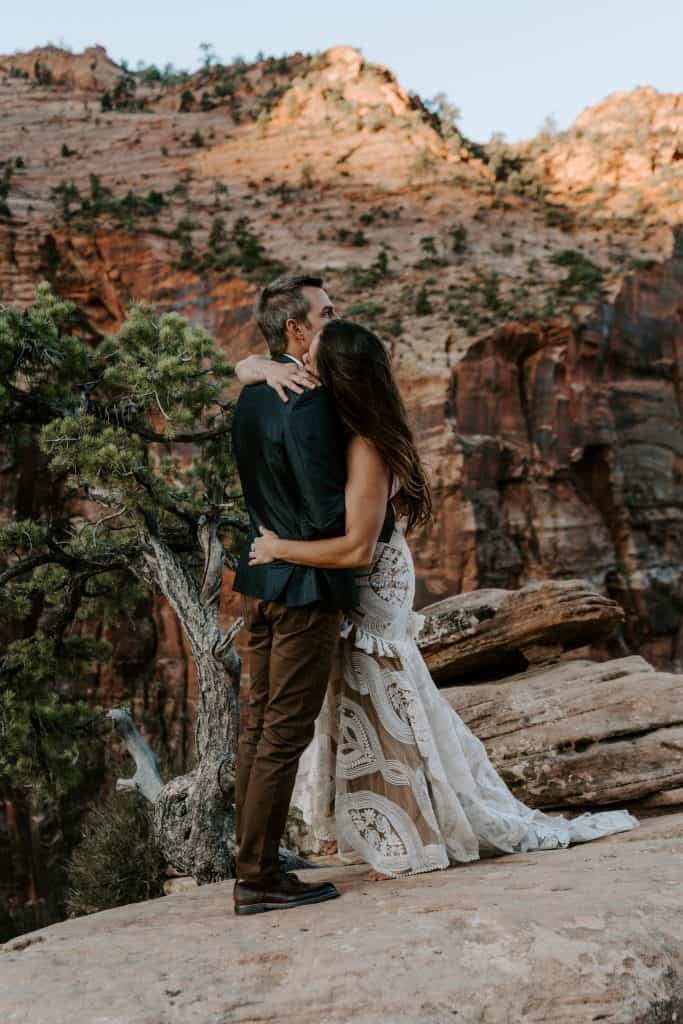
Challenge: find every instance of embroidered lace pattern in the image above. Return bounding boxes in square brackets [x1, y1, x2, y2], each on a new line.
[291, 527, 638, 877]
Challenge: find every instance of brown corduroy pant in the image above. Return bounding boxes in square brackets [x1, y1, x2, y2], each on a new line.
[235, 595, 342, 886]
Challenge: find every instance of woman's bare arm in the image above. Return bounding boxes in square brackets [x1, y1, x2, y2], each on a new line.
[234, 354, 318, 402]
[250, 437, 391, 569]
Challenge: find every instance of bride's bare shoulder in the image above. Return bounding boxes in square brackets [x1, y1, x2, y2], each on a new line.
[347, 434, 380, 461]
[346, 435, 391, 483]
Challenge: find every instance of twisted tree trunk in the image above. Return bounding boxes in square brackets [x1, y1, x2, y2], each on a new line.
[111, 513, 243, 883]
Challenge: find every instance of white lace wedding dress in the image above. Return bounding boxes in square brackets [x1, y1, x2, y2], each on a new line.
[291, 524, 638, 877]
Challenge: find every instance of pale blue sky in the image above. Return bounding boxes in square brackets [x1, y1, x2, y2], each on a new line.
[5, 0, 682, 142]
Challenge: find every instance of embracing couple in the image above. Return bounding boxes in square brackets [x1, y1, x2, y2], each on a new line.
[230, 274, 637, 917]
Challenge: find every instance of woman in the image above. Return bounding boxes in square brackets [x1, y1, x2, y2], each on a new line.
[236, 320, 638, 879]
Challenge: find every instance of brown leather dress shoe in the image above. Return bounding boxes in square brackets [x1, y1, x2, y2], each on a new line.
[234, 870, 340, 916]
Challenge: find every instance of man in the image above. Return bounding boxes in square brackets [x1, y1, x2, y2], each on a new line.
[231, 273, 354, 915]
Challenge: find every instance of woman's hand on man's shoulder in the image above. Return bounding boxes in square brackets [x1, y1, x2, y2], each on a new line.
[265, 360, 319, 403]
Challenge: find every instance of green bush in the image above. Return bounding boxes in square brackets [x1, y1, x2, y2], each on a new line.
[173, 217, 196, 269]
[34, 61, 53, 86]
[346, 301, 386, 318]
[208, 215, 228, 252]
[52, 176, 166, 228]
[344, 251, 389, 293]
[631, 257, 657, 272]
[112, 76, 141, 112]
[65, 790, 165, 917]
[549, 249, 604, 299]
[415, 285, 433, 316]
[230, 216, 270, 273]
[482, 272, 502, 311]
[180, 88, 195, 113]
[544, 205, 573, 230]
[420, 236, 437, 257]
[449, 224, 467, 255]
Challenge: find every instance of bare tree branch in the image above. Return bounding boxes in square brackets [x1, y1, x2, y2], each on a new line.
[108, 709, 164, 802]
[0, 552, 54, 587]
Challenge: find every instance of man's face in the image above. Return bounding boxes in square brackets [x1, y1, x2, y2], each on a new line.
[292, 286, 335, 352]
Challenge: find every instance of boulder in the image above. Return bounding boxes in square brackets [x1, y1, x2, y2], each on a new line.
[443, 655, 683, 807]
[418, 579, 624, 682]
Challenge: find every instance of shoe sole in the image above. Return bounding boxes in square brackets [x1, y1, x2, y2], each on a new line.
[234, 888, 340, 916]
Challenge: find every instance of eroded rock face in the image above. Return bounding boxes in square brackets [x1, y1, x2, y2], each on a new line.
[411, 255, 683, 668]
[0, 46, 121, 92]
[539, 86, 683, 223]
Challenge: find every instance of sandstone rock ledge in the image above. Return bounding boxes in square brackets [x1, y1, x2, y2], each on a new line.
[3, 814, 683, 1024]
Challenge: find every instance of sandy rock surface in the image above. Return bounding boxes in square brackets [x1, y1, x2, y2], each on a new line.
[3, 813, 682, 1024]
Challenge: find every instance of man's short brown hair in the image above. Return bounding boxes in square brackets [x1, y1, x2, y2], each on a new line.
[255, 273, 323, 356]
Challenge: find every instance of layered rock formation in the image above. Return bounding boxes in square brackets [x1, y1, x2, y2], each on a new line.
[418, 581, 683, 814]
[445, 657, 683, 808]
[418, 578, 625, 681]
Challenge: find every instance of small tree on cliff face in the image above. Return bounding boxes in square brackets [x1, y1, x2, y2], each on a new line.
[0, 284, 247, 882]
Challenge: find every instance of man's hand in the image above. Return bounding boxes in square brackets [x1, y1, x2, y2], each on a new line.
[249, 525, 281, 565]
[264, 362, 319, 403]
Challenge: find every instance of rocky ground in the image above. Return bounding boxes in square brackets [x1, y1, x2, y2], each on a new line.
[3, 812, 682, 1024]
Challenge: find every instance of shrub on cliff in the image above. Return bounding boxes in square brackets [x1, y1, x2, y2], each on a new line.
[549, 248, 605, 300]
[415, 284, 433, 316]
[51, 176, 166, 229]
[179, 88, 195, 112]
[33, 61, 53, 86]
[65, 790, 165, 916]
[449, 224, 468, 256]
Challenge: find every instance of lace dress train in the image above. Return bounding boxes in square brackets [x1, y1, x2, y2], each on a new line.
[291, 528, 638, 877]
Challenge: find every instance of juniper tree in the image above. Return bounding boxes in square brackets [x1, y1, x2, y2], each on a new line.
[0, 283, 247, 882]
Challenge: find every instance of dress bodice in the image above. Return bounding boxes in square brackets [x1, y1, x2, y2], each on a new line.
[340, 528, 425, 657]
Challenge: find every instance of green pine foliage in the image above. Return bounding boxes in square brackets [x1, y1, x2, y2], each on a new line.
[0, 283, 242, 802]
[197, 214, 283, 280]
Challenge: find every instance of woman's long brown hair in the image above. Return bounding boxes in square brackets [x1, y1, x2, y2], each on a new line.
[316, 320, 433, 532]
